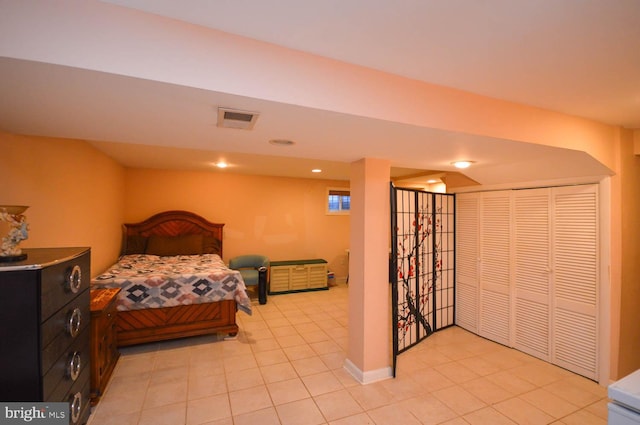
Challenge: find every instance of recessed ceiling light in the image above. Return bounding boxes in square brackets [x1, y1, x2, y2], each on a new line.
[427, 179, 438, 184]
[269, 139, 295, 146]
[451, 160, 474, 169]
[215, 161, 228, 169]
[311, 169, 322, 173]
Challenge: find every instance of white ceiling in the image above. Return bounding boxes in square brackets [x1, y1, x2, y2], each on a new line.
[1, 0, 637, 185]
[104, 0, 640, 129]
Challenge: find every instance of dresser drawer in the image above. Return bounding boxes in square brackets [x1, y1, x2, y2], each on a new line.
[40, 251, 90, 320]
[41, 289, 91, 370]
[42, 326, 90, 401]
[70, 370, 92, 425]
[48, 364, 91, 424]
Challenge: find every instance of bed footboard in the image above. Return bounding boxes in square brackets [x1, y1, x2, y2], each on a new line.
[116, 300, 238, 346]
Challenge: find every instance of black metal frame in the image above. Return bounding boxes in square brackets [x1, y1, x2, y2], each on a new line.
[391, 184, 456, 376]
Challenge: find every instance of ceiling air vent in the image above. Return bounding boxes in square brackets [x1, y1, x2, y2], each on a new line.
[217, 107, 259, 130]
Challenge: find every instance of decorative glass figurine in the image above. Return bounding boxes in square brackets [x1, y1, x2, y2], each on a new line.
[0, 205, 29, 262]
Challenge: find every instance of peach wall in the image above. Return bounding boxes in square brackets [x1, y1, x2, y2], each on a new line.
[123, 168, 350, 279]
[617, 130, 640, 377]
[0, 132, 125, 275]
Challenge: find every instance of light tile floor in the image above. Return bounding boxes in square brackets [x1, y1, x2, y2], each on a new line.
[87, 283, 608, 425]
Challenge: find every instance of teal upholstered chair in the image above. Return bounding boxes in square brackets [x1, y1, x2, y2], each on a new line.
[229, 254, 269, 304]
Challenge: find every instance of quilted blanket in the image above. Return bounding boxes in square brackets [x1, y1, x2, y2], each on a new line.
[91, 254, 252, 315]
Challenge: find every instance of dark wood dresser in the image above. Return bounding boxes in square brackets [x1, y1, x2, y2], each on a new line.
[90, 288, 120, 405]
[0, 247, 91, 425]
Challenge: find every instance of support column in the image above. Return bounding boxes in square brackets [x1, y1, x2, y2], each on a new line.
[344, 158, 392, 384]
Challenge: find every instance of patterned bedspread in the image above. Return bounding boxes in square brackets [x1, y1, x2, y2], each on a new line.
[91, 254, 252, 315]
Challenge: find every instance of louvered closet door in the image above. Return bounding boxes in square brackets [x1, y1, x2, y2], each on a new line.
[551, 185, 598, 380]
[479, 191, 511, 346]
[513, 189, 551, 360]
[455, 193, 479, 333]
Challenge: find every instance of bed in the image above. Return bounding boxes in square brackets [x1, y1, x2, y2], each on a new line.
[91, 210, 251, 346]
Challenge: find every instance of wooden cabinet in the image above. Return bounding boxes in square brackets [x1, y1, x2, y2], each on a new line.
[269, 259, 328, 294]
[0, 247, 92, 425]
[90, 288, 120, 405]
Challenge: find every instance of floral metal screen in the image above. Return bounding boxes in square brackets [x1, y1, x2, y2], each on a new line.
[391, 185, 455, 375]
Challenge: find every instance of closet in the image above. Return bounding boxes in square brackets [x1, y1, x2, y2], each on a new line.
[456, 184, 599, 380]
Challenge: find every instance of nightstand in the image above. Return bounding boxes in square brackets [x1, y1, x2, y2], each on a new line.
[90, 288, 120, 405]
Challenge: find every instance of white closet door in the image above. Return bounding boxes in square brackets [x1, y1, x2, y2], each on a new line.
[455, 185, 600, 380]
[551, 184, 598, 380]
[455, 193, 479, 333]
[479, 191, 511, 346]
[513, 188, 551, 360]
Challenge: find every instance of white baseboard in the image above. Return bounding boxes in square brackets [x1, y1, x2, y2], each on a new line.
[343, 358, 393, 384]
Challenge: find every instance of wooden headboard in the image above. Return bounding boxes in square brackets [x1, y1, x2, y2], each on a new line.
[121, 210, 224, 257]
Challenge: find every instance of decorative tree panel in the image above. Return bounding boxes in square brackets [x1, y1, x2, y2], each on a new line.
[434, 194, 456, 329]
[391, 186, 455, 375]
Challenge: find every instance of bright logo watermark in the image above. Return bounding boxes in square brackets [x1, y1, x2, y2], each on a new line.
[1, 403, 67, 424]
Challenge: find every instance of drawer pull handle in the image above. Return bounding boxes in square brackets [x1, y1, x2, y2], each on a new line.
[69, 392, 82, 424]
[67, 351, 82, 381]
[67, 265, 82, 294]
[67, 308, 82, 337]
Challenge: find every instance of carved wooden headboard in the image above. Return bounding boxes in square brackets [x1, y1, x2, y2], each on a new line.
[121, 210, 224, 257]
